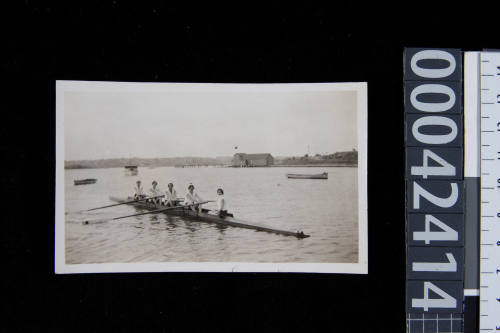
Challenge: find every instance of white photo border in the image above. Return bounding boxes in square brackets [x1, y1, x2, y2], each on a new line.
[55, 81, 368, 274]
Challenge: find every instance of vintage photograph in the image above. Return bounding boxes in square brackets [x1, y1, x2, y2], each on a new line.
[55, 81, 367, 273]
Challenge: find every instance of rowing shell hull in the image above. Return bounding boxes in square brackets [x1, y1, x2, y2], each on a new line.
[108, 196, 310, 239]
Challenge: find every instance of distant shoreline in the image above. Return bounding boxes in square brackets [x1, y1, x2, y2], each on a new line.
[271, 164, 357, 168]
[65, 164, 357, 170]
[65, 152, 358, 170]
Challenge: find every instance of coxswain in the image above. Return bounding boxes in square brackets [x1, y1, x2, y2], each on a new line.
[163, 182, 177, 207]
[133, 180, 145, 200]
[214, 188, 229, 218]
[149, 180, 163, 204]
[184, 183, 203, 212]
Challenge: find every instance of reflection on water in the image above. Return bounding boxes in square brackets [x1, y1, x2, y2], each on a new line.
[64, 166, 358, 264]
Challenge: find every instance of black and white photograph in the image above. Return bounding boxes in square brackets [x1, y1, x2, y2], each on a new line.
[55, 81, 367, 273]
[9, 4, 500, 332]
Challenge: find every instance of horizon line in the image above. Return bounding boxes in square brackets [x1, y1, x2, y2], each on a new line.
[65, 150, 357, 162]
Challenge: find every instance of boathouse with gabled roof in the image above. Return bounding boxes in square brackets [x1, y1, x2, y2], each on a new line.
[232, 153, 274, 167]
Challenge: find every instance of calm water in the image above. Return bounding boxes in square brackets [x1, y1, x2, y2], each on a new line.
[64, 166, 358, 264]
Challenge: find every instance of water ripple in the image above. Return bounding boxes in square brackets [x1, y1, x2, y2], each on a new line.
[64, 166, 358, 264]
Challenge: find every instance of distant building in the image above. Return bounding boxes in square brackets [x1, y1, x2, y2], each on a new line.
[232, 153, 274, 167]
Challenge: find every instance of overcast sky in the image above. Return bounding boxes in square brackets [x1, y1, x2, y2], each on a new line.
[63, 84, 358, 160]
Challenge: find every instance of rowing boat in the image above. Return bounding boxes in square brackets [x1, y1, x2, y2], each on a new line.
[286, 172, 328, 179]
[74, 178, 97, 185]
[103, 196, 310, 239]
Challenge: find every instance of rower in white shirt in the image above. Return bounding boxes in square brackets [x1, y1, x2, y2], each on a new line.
[214, 188, 229, 218]
[163, 183, 177, 207]
[133, 180, 145, 200]
[148, 180, 163, 204]
[184, 184, 203, 212]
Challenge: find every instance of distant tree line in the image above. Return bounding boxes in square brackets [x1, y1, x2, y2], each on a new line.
[65, 157, 228, 169]
[65, 151, 358, 169]
[276, 150, 358, 165]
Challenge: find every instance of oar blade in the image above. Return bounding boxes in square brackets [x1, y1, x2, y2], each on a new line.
[85, 195, 166, 211]
[82, 200, 214, 224]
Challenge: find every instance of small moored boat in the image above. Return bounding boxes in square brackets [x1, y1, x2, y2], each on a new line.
[286, 172, 328, 179]
[74, 178, 97, 185]
[124, 165, 138, 176]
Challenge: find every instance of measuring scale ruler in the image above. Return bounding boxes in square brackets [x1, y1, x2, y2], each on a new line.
[478, 52, 500, 332]
[464, 51, 500, 333]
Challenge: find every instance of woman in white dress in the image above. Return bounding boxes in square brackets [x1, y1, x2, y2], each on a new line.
[184, 184, 203, 212]
[133, 180, 145, 200]
[148, 180, 162, 204]
[214, 188, 229, 218]
[163, 183, 177, 207]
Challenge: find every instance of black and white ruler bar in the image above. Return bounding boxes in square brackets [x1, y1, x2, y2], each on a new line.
[463, 50, 500, 333]
[478, 51, 500, 333]
[463, 51, 481, 333]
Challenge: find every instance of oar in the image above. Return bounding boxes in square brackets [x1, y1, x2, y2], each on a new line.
[86, 195, 166, 211]
[83, 201, 212, 225]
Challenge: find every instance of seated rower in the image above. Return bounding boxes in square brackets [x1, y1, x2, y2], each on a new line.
[214, 188, 229, 218]
[163, 182, 177, 207]
[133, 180, 146, 200]
[148, 180, 163, 204]
[184, 184, 203, 212]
